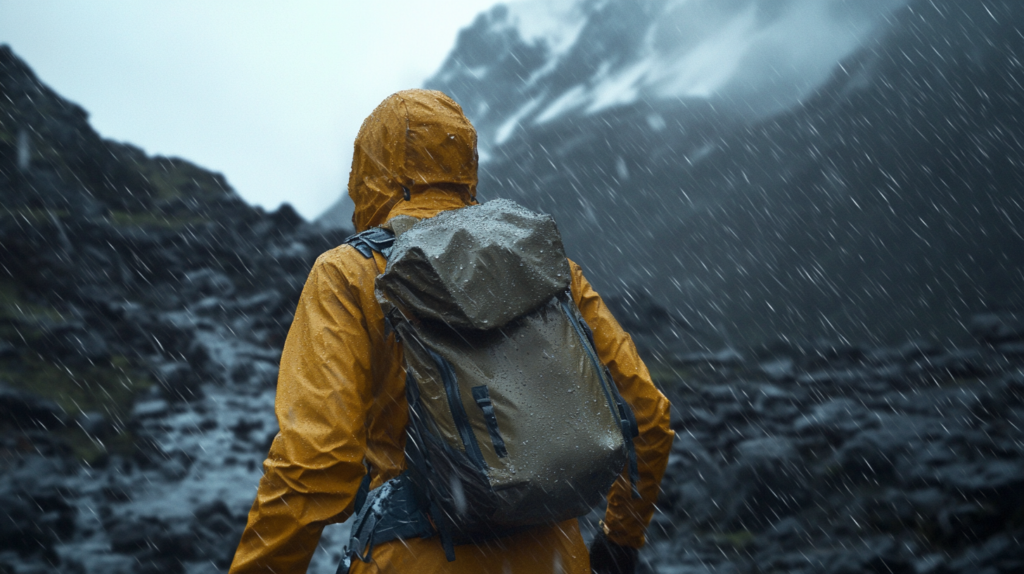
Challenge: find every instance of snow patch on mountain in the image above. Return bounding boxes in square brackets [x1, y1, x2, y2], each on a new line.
[495, 96, 544, 143]
[505, 0, 589, 60]
[535, 85, 587, 124]
[540, 0, 906, 122]
[647, 4, 757, 101]
[429, 0, 910, 151]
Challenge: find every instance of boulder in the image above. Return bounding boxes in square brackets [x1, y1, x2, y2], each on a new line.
[723, 437, 810, 529]
[970, 313, 1024, 345]
[0, 384, 67, 431]
[793, 399, 879, 441]
[151, 361, 203, 402]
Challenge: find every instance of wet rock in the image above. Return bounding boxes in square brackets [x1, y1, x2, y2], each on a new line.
[184, 336, 216, 382]
[970, 313, 1024, 345]
[895, 340, 943, 362]
[937, 502, 1006, 544]
[905, 488, 947, 519]
[101, 479, 133, 503]
[799, 340, 865, 368]
[997, 372, 1024, 405]
[795, 368, 863, 387]
[676, 407, 724, 430]
[660, 436, 726, 524]
[793, 398, 879, 440]
[230, 417, 265, 442]
[997, 341, 1024, 358]
[830, 429, 898, 483]
[604, 290, 695, 354]
[675, 347, 744, 367]
[859, 490, 920, 532]
[39, 321, 111, 362]
[759, 357, 794, 381]
[749, 385, 802, 421]
[912, 554, 946, 574]
[191, 500, 246, 568]
[0, 385, 67, 431]
[152, 361, 203, 402]
[157, 450, 194, 481]
[0, 494, 58, 563]
[723, 437, 810, 529]
[233, 290, 284, 314]
[944, 532, 1024, 572]
[863, 346, 908, 366]
[106, 516, 192, 574]
[190, 295, 229, 318]
[229, 359, 279, 387]
[268, 202, 304, 233]
[132, 397, 170, 419]
[0, 457, 75, 566]
[935, 460, 1024, 509]
[75, 411, 110, 438]
[182, 268, 236, 298]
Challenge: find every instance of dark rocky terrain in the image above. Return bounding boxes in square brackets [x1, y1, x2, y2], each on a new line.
[0, 45, 353, 572]
[634, 315, 1024, 573]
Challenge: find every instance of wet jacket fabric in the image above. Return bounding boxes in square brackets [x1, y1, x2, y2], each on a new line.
[230, 90, 674, 574]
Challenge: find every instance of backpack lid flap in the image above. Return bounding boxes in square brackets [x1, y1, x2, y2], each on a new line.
[377, 199, 570, 330]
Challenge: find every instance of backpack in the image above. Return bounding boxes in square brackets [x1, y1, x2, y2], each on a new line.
[340, 199, 638, 569]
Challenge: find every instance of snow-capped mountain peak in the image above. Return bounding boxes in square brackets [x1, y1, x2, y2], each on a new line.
[429, 0, 909, 153]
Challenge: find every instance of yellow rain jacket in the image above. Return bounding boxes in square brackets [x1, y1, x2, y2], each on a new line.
[230, 90, 674, 574]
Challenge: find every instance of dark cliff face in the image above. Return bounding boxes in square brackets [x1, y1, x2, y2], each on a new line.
[0, 45, 234, 214]
[429, 0, 1024, 348]
[0, 44, 349, 452]
[0, 45, 357, 571]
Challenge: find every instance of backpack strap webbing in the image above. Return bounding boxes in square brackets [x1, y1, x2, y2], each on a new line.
[344, 227, 396, 259]
[338, 472, 435, 574]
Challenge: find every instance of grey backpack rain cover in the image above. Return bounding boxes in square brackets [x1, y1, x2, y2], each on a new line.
[350, 199, 639, 563]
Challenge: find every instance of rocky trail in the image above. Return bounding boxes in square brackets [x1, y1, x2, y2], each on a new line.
[4, 310, 1024, 573]
[641, 317, 1024, 574]
[4, 304, 1024, 573]
[0, 213, 355, 573]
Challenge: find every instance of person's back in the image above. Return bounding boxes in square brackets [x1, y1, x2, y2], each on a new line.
[229, 89, 674, 574]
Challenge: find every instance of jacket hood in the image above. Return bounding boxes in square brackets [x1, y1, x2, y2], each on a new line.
[348, 89, 478, 232]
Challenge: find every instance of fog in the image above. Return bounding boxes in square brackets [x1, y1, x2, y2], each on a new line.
[491, 0, 910, 127]
[649, 0, 910, 117]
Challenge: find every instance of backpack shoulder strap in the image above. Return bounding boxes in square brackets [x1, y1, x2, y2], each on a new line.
[344, 227, 396, 259]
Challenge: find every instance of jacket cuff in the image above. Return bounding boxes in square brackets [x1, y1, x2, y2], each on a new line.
[601, 520, 645, 549]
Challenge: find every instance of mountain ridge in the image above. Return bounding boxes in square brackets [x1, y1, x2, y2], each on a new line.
[429, 0, 1024, 348]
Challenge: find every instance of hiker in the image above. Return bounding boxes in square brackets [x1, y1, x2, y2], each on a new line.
[229, 89, 674, 574]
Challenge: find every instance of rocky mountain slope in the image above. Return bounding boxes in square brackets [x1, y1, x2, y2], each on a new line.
[642, 324, 1024, 573]
[428, 0, 1024, 348]
[0, 44, 354, 572]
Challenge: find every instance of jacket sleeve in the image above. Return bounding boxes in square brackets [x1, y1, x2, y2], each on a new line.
[569, 260, 674, 549]
[230, 249, 373, 573]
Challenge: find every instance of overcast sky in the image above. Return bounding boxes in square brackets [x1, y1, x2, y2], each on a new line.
[0, 1, 501, 219]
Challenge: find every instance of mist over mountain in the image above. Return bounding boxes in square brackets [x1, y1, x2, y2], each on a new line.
[428, 0, 1024, 348]
[432, 0, 908, 152]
